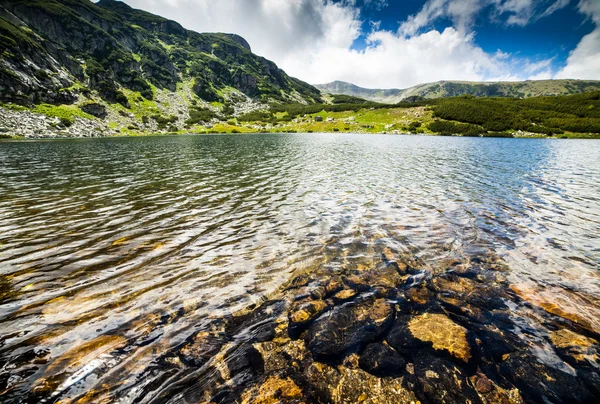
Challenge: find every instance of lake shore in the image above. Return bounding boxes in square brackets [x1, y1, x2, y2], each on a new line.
[2, 105, 600, 140]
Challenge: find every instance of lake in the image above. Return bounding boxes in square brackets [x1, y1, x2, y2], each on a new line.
[0, 133, 599, 402]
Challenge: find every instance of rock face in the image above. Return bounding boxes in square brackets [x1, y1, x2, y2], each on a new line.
[0, 0, 321, 106]
[80, 103, 107, 118]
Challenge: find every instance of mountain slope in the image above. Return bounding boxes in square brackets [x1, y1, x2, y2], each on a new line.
[0, 0, 321, 108]
[316, 80, 600, 103]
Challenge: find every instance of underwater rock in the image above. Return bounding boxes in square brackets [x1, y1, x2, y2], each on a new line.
[331, 289, 358, 304]
[179, 331, 227, 367]
[288, 299, 329, 337]
[304, 361, 417, 404]
[408, 313, 472, 362]
[358, 342, 407, 377]
[411, 351, 480, 404]
[499, 351, 596, 403]
[386, 314, 427, 356]
[240, 376, 303, 404]
[305, 298, 393, 358]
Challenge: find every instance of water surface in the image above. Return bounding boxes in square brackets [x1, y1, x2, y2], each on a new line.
[0, 134, 599, 402]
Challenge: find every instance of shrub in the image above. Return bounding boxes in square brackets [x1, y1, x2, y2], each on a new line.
[152, 114, 177, 129]
[428, 120, 484, 136]
[408, 121, 422, 131]
[238, 111, 272, 122]
[185, 107, 218, 125]
[222, 105, 235, 116]
[115, 91, 130, 108]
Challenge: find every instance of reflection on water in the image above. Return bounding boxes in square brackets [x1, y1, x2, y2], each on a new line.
[0, 134, 598, 402]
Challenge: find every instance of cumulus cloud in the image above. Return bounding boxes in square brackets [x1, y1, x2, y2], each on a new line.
[555, 0, 600, 79]
[118, 0, 598, 87]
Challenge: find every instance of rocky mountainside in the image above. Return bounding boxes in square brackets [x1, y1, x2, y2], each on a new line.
[0, 0, 321, 135]
[316, 79, 600, 104]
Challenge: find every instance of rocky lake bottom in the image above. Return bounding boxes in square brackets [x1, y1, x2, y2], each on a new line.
[0, 133, 599, 403]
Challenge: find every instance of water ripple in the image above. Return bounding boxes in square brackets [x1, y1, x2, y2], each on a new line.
[0, 134, 599, 401]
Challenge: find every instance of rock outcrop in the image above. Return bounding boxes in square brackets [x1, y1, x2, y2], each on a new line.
[0, 0, 321, 107]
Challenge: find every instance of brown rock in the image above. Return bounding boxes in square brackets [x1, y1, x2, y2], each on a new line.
[332, 289, 358, 303]
[549, 329, 596, 349]
[305, 362, 418, 404]
[306, 298, 393, 357]
[408, 313, 471, 362]
[241, 376, 303, 404]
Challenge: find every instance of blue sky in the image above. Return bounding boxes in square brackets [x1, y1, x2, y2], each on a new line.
[120, 0, 600, 88]
[343, 0, 596, 77]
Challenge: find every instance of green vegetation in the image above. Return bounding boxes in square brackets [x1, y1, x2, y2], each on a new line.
[426, 92, 600, 135]
[185, 107, 218, 126]
[151, 114, 177, 129]
[428, 120, 486, 137]
[33, 104, 95, 126]
[331, 94, 372, 104]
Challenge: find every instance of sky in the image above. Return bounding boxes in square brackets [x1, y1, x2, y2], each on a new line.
[113, 0, 600, 89]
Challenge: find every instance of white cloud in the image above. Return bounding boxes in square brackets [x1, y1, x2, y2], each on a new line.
[539, 0, 571, 19]
[118, 0, 599, 88]
[287, 27, 511, 87]
[555, 0, 600, 79]
[495, 0, 535, 26]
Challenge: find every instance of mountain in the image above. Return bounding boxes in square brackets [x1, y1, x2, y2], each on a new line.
[315, 80, 600, 104]
[0, 0, 321, 108]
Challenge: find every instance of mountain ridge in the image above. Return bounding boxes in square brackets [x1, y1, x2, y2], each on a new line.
[0, 0, 321, 107]
[315, 79, 600, 103]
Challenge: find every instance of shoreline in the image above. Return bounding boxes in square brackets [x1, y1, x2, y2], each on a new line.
[3, 131, 600, 141]
[2, 105, 599, 141]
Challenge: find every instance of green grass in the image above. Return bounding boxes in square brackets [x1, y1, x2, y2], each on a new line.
[33, 104, 95, 126]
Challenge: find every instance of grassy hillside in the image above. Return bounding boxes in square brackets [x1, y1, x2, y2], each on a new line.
[124, 91, 598, 139]
[3, 90, 599, 139]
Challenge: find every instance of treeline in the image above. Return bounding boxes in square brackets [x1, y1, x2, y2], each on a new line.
[427, 92, 600, 134]
[271, 102, 394, 118]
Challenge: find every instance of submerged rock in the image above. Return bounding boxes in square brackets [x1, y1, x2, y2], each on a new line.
[178, 331, 227, 367]
[240, 376, 303, 404]
[305, 298, 393, 358]
[499, 351, 596, 403]
[408, 313, 472, 362]
[358, 342, 406, 377]
[331, 289, 357, 303]
[288, 299, 328, 337]
[411, 351, 481, 404]
[305, 361, 418, 404]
